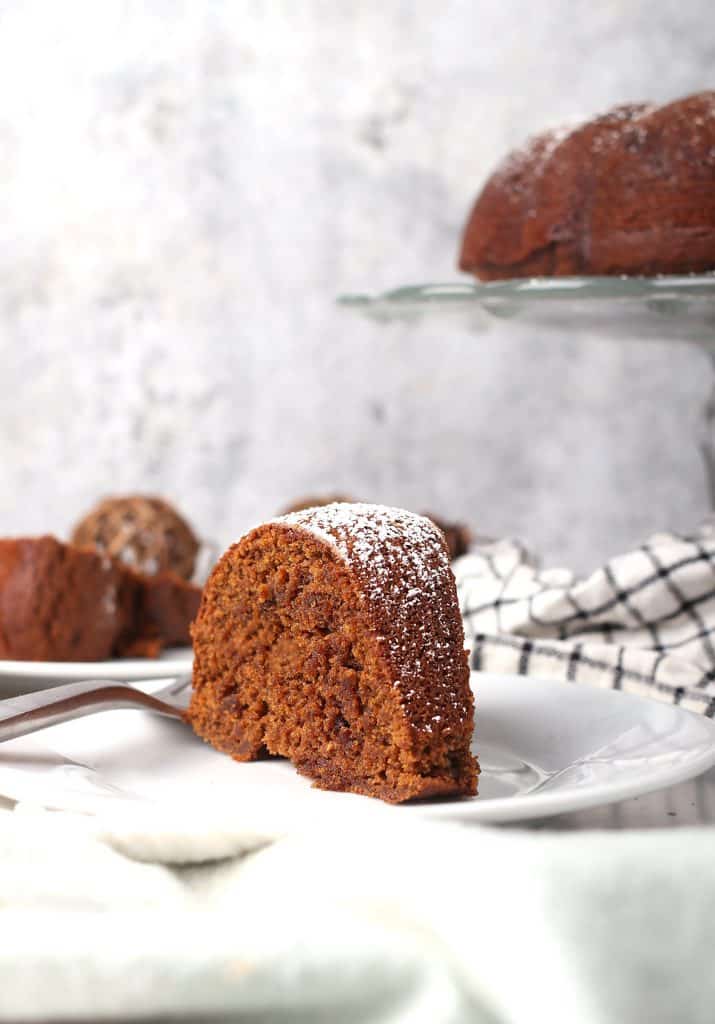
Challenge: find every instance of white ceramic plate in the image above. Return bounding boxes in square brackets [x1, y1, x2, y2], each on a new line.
[0, 647, 193, 693]
[0, 672, 713, 828]
[339, 274, 715, 344]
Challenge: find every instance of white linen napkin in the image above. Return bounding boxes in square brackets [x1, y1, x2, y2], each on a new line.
[1, 809, 714, 1024]
[454, 520, 715, 716]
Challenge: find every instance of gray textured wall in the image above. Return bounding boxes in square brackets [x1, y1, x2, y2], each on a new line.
[0, 0, 712, 571]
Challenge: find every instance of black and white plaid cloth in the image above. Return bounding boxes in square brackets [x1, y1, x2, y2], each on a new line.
[454, 521, 715, 716]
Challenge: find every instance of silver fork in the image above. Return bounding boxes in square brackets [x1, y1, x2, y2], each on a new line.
[0, 675, 192, 742]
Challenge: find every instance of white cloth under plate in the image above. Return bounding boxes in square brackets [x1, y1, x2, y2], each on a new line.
[1, 808, 715, 1024]
[454, 521, 715, 716]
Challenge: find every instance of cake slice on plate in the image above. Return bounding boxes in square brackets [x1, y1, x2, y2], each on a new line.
[189, 503, 478, 803]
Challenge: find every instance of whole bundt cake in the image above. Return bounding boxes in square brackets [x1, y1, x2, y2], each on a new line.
[459, 91, 715, 280]
[189, 503, 478, 803]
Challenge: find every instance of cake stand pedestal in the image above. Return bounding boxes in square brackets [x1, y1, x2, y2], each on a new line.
[700, 351, 715, 508]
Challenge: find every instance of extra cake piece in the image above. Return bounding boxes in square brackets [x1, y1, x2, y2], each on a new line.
[125, 568, 204, 657]
[189, 503, 478, 803]
[459, 91, 715, 280]
[72, 495, 200, 581]
[0, 536, 129, 661]
[0, 535, 201, 661]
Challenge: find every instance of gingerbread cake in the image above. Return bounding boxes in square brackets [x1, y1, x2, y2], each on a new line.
[459, 91, 715, 280]
[72, 495, 200, 580]
[189, 503, 478, 803]
[0, 535, 201, 661]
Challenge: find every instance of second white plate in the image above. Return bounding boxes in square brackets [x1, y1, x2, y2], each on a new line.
[0, 647, 193, 693]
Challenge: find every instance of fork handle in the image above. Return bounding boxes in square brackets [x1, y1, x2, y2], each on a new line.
[0, 680, 186, 743]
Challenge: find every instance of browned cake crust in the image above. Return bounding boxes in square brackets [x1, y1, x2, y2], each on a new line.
[71, 495, 200, 581]
[459, 91, 715, 280]
[189, 503, 478, 803]
[0, 536, 200, 661]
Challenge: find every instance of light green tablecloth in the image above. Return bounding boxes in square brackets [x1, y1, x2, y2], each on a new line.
[1, 807, 713, 1023]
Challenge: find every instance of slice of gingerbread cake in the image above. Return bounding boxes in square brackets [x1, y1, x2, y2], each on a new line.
[189, 503, 478, 803]
[0, 535, 201, 661]
[0, 536, 129, 662]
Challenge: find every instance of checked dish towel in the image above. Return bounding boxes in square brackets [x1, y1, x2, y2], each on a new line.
[453, 520, 715, 716]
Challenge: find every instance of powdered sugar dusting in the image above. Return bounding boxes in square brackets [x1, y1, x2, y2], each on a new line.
[101, 583, 118, 618]
[277, 502, 445, 604]
[274, 502, 470, 732]
[500, 121, 575, 183]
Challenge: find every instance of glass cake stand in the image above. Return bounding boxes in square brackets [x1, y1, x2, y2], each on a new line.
[339, 274, 715, 505]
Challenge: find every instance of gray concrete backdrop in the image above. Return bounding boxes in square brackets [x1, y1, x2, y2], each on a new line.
[0, 0, 712, 572]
